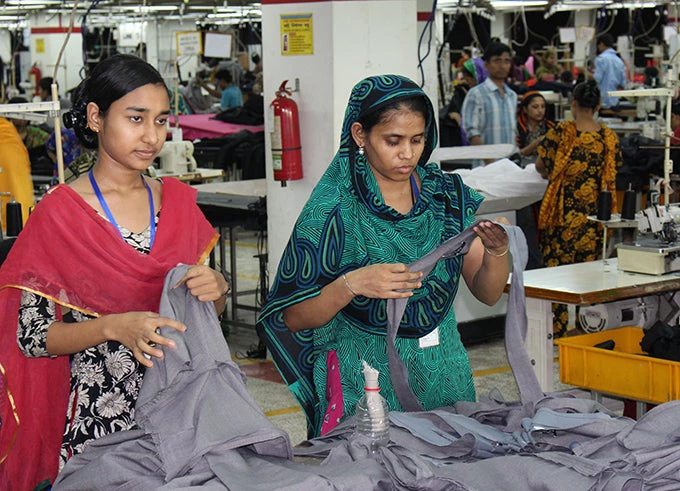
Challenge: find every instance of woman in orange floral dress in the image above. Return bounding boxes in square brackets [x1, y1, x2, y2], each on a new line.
[535, 80, 622, 336]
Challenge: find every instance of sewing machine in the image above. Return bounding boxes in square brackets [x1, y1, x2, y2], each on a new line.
[617, 204, 680, 275]
[156, 140, 197, 175]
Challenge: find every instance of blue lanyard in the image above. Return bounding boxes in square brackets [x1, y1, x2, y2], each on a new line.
[410, 173, 420, 203]
[88, 169, 156, 249]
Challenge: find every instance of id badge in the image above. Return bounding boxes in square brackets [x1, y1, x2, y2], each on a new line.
[419, 327, 440, 349]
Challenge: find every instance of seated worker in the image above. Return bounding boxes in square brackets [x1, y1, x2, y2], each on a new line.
[671, 102, 680, 144]
[199, 69, 243, 110]
[7, 96, 50, 150]
[257, 74, 510, 438]
[0, 117, 34, 229]
[535, 48, 561, 83]
[46, 128, 82, 184]
[37, 77, 72, 130]
[439, 60, 478, 147]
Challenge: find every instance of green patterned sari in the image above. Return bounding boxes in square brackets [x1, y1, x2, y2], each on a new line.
[257, 75, 483, 437]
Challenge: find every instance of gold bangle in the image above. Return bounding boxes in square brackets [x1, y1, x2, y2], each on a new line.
[485, 246, 509, 257]
[342, 274, 358, 297]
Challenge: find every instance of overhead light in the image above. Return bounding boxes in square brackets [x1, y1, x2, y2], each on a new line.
[123, 5, 178, 12]
[5, 0, 61, 4]
[489, 1, 548, 8]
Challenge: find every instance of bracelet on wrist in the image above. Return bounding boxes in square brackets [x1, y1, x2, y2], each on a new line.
[219, 283, 231, 297]
[342, 273, 358, 297]
[485, 246, 509, 257]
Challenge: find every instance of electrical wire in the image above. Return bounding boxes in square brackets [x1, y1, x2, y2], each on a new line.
[465, 12, 484, 50]
[81, 0, 105, 70]
[416, 0, 438, 88]
[437, 11, 460, 108]
[633, 7, 663, 44]
[511, 7, 529, 48]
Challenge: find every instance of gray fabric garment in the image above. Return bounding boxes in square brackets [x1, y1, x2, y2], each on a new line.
[295, 220, 680, 489]
[55, 265, 392, 490]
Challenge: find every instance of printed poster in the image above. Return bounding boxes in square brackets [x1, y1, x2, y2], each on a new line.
[280, 13, 313, 56]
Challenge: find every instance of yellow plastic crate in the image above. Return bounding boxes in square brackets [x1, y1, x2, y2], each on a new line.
[555, 327, 680, 404]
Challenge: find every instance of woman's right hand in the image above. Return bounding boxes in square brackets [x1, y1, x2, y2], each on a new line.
[107, 312, 186, 368]
[344, 263, 423, 299]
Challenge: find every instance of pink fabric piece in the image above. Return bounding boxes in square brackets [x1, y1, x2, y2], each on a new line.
[320, 350, 344, 436]
[175, 114, 264, 140]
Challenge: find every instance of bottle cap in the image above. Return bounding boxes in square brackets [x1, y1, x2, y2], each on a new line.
[362, 360, 380, 390]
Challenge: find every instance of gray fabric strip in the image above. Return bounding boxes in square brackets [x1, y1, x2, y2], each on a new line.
[386, 220, 543, 412]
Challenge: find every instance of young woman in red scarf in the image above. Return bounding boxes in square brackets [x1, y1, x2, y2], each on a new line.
[0, 54, 228, 489]
[516, 91, 554, 168]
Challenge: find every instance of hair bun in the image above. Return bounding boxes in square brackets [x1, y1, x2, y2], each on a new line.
[62, 109, 76, 129]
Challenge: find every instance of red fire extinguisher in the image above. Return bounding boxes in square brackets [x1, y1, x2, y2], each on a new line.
[270, 80, 302, 187]
[29, 63, 42, 98]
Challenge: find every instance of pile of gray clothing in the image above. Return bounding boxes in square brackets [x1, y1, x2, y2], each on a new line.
[54, 227, 680, 490]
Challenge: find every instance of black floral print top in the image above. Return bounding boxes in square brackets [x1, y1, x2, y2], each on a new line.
[17, 216, 158, 468]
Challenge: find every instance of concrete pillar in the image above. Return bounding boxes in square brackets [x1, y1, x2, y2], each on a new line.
[574, 9, 594, 73]
[490, 12, 512, 46]
[262, 0, 419, 271]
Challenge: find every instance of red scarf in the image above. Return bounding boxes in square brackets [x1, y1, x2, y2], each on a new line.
[0, 177, 218, 490]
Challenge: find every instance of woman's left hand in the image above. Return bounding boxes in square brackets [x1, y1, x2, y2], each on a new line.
[473, 218, 509, 255]
[173, 265, 229, 302]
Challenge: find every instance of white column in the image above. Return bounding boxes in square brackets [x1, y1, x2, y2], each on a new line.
[490, 12, 512, 46]
[573, 9, 594, 74]
[263, 0, 418, 272]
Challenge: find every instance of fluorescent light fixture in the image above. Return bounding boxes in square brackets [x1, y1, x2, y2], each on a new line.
[489, 1, 548, 8]
[123, 5, 178, 12]
[207, 12, 244, 18]
[3, 4, 48, 9]
[5, 0, 61, 4]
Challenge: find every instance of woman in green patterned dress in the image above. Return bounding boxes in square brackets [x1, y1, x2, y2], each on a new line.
[257, 75, 510, 438]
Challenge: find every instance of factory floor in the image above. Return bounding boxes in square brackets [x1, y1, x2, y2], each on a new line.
[222, 227, 623, 446]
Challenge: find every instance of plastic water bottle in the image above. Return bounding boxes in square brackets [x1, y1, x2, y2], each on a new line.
[353, 361, 390, 453]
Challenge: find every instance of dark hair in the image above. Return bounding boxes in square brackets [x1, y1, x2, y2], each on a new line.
[39, 76, 55, 92]
[63, 54, 167, 149]
[671, 102, 680, 117]
[483, 41, 512, 62]
[559, 70, 573, 84]
[521, 92, 546, 109]
[357, 95, 429, 134]
[8, 96, 28, 104]
[215, 69, 233, 84]
[573, 80, 600, 109]
[597, 33, 615, 48]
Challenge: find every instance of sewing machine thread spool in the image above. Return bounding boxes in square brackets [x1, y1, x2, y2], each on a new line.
[621, 185, 636, 220]
[6, 198, 23, 237]
[597, 189, 612, 221]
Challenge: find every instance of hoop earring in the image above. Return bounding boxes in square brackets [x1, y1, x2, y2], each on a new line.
[358, 146, 364, 156]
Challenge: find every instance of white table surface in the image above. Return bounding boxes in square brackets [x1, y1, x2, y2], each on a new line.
[193, 178, 266, 198]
